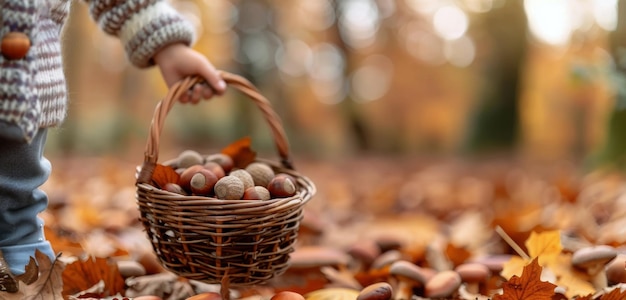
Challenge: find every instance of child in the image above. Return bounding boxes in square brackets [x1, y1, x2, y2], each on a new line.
[0, 0, 227, 283]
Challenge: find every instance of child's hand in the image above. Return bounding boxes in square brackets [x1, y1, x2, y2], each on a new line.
[154, 43, 227, 103]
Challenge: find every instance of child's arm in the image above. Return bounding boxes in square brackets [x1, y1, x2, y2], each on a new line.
[83, 0, 226, 102]
[153, 43, 226, 104]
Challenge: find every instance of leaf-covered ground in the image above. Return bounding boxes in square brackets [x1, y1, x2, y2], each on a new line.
[11, 155, 625, 299]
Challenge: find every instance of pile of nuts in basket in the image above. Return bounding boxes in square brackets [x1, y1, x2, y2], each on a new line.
[159, 149, 298, 200]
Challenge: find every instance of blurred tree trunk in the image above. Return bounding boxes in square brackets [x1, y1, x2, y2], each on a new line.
[591, 0, 626, 169]
[461, 0, 528, 154]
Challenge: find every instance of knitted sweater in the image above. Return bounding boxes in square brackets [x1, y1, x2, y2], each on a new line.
[0, 0, 195, 142]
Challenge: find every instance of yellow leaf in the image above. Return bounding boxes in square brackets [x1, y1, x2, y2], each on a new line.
[501, 255, 528, 280]
[556, 272, 595, 299]
[525, 230, 562, 260]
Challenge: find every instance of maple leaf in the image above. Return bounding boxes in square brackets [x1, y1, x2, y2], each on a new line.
[599, 287, 626, 300]
[221, 136, 257, 169]
[61, 256, 124, 298]
[150, 164, 180, 189]
[493, 258, 557, 300]
[0, 250, 65, 300]
[501, 230, 563, 279]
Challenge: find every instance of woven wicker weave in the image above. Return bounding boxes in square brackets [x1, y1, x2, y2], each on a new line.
[135, 72, 315, 286]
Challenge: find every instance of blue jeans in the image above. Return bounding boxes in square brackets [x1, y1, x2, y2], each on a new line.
[0, 122, 56, 274]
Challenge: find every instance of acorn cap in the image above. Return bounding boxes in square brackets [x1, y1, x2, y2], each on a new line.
[571, 245, 617, 269]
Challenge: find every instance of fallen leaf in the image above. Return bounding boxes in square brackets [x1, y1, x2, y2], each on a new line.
[599, 287, 626, 300]
[501, 230, 563, 279]
[44, 226, 85, 257]
[0, 250, 65, 300]
[221, 136, 256, 168]
[525, 230, 563, 265]
[151, 164, 180, 189]
[493, 258, 557, 300]
[445, 242, 472, 267]
[501, 255, 528, 280]
[61, 256, 124, 298]
[15, 257, 38, 285]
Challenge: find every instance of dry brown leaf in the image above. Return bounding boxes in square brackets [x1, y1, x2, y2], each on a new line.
[445, 242, 472, 267]
[600, 287, 626, 300]
[151, 164, 180, 189]
[493, 258, 557, 300]
[44, 226, 85, 257]
[61, 256, 124, 298]
[221, 136, 256, 168]
[0, 250, 65, 300]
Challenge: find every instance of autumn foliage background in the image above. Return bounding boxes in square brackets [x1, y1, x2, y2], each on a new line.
[33, 0, 626, 299]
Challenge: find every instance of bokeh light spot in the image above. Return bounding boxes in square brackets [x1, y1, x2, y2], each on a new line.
[433, 4, 469, 41]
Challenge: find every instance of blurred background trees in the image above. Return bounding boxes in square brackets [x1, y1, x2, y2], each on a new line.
[50, 0, 622, 169]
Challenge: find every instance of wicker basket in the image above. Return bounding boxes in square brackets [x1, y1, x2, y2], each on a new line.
[135, 72, 316, 286]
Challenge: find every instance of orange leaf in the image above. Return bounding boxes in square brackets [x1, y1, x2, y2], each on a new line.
[61, 256, 125, 298]
[151, 163, 180, 189]
[221, 136, 257, 168]
[493, 257, 557, 300]
[600, 288, 626, 300]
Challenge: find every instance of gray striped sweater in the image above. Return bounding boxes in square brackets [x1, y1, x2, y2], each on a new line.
[0, 0, 195, 142]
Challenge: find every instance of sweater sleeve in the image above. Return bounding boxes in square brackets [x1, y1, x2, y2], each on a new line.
[85, 0, 195, 68]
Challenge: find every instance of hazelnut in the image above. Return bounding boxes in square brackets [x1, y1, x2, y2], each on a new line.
[242, 186, 271, 200]
[229, 169, 254, 190]
[203, 161, 225, 178]
[190, 169, 219, 195]
[205, 153, 234, 174]
[178, 165, 204, 191]
[275, 173, 298, 188]
[245, 162, 275, 187]
[177, 150, 203, 169]
[268, 176, 296, 198]
[214, 175, 245, 200]
[163, 183, 186, 195]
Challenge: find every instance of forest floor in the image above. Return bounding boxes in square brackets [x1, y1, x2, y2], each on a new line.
[8, 153, 625, 300]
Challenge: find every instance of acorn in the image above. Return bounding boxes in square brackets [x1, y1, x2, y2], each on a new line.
[245, 162, 275, 187]
[214, 176, 245, 200]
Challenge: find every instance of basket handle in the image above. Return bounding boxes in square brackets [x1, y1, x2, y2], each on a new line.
[137, 71, 292, 185]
